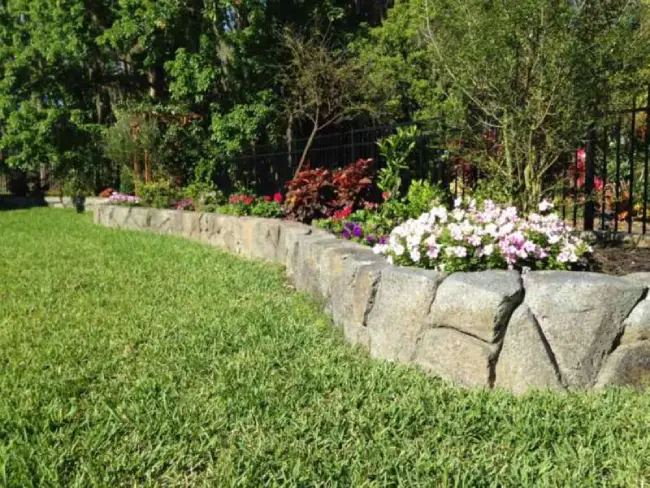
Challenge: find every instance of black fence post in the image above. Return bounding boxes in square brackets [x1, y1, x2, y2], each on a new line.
[584, 123, 597, 231]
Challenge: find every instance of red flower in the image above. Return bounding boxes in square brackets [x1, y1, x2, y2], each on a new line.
[273, 192, 283, 203]
[243, 196, 254, 205]
[229, 195, 240, 204]
[264, 195, 272, 202]
[333, 206, 353, 220]
[382, 191, 391, 201]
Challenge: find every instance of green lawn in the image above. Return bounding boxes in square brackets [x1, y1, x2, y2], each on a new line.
[1, 209, 650, 487]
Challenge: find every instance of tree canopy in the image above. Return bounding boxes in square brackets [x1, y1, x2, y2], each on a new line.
[0, 0, 649, 203]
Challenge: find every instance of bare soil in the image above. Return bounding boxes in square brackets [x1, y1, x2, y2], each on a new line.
[591, 247, 650, 275]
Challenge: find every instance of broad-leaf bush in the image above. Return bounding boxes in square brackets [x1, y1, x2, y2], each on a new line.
[374, 199, 592, 273]
[284, 159, 376, 223]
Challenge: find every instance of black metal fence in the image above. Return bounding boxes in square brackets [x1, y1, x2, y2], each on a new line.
[563, 87, 650, 235]
[224, 122, 452, 194]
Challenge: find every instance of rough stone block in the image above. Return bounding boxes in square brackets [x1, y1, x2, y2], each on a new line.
[107, 206, 131, 228]
[430, 270, 522, 342]
[621, 300, 650, 345]
[523, 271, 645, 387]
[149, 209, 182, 235]
[318, 243, 375, 304]
[623, 272, 650, 287]
[126, 207, 153, 230]
[596, 342, 650, 388]
[239, 218, 282, 262]
[367, 266, 443, 363]
[494, 304, 564, 394]
[93, 205, 103, 225]
[325, 248, 385, 325]
[180, 211, 204, 240]
[290, 231, 338, 298]
[277, 221, 312, 268]
[415, 328, 498, 387]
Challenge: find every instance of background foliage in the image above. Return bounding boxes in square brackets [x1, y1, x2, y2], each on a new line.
[1, 0, 649, 205]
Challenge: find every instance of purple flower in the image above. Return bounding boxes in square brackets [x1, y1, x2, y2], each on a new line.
[378, 236, 388, 245]
[352, 224, 363, 238]
[342, 229, 351, 240]
[366, 234, 376, 245]
[344, 222, 355, 231]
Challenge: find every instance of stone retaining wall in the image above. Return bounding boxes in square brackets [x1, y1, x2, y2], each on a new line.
[95, 205, 650, 393]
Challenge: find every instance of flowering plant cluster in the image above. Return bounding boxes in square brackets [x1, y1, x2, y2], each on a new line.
[217, 193, 284, 218]
[174, 198, 194, 211]
[373, 199, 592, 273]
[108, 192, 141, 206]
[99, 187, 116, 198]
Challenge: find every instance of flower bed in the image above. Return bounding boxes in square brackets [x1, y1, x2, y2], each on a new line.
[373, 199, 592, 273]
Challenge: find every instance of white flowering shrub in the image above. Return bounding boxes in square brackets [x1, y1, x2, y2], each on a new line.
[373, 198, 592, 273]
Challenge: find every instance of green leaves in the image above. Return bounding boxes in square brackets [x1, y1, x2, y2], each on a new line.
[377, 125, 418, 198]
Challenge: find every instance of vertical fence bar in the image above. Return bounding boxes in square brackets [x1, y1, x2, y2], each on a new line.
[350, 128, 355, 163]
[615, 116, 622, 234]
[629, 98, 637, 233]
[572, 151, 579, 228]
[600, 125, 608, 231]
[641, 85, 650, 234]
[584, 124, 596, 231]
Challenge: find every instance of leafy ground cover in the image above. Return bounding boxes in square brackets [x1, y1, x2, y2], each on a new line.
[1, 209, 650, 486]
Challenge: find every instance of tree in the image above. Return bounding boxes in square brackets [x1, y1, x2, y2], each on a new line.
[419, 0, 650, 209]
[280, 29, 373, 177]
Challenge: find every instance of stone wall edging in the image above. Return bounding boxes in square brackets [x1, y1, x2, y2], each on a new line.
[94, 205, 650, 393]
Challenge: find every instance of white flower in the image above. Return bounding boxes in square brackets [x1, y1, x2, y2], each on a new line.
[410, 248, 421, 263]
[467, 235, 482, 247]
[449, 224, 464, 241]
[538, 200, 554, 212]
[373, 244, 388, 255]
[427, 246, 440, 259]
[393, 243, 405, 256]
[481, 244, 494, 256]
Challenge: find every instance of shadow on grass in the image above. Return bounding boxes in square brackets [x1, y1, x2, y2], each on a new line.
[0, 195, 48, 211]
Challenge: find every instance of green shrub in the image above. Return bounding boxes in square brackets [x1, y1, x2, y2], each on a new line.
[377, 126, 418, 199]
[183, 181, 224, 211]
[136, 180, 179, 209]
[119, 166, 136, 195]
[405, 179, 448, 216]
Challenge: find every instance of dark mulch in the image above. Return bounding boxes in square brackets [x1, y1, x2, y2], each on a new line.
[591, 247, 650, 275]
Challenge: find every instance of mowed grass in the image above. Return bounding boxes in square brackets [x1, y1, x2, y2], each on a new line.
[1, 209, 650, 487]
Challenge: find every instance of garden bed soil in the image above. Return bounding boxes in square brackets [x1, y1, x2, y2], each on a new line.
[592, 247, 650, 275]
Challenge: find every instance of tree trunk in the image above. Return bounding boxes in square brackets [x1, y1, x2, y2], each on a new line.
[286, 114, 293, 174]
[294, 122, 319, 179]
[144, 150, 152, 183]
[133, 150, 140, 182]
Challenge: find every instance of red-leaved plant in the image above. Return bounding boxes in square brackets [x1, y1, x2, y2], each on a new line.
[284, 159, 376, 223]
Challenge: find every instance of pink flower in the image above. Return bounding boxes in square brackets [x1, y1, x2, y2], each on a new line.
[273, 192, 283, 203]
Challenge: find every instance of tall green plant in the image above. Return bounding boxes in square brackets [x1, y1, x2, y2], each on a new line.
[377, 126, 418, 199]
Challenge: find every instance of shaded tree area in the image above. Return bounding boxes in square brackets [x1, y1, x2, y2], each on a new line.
[1, 0, 649, 205]
[0, 0, 390, 193]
